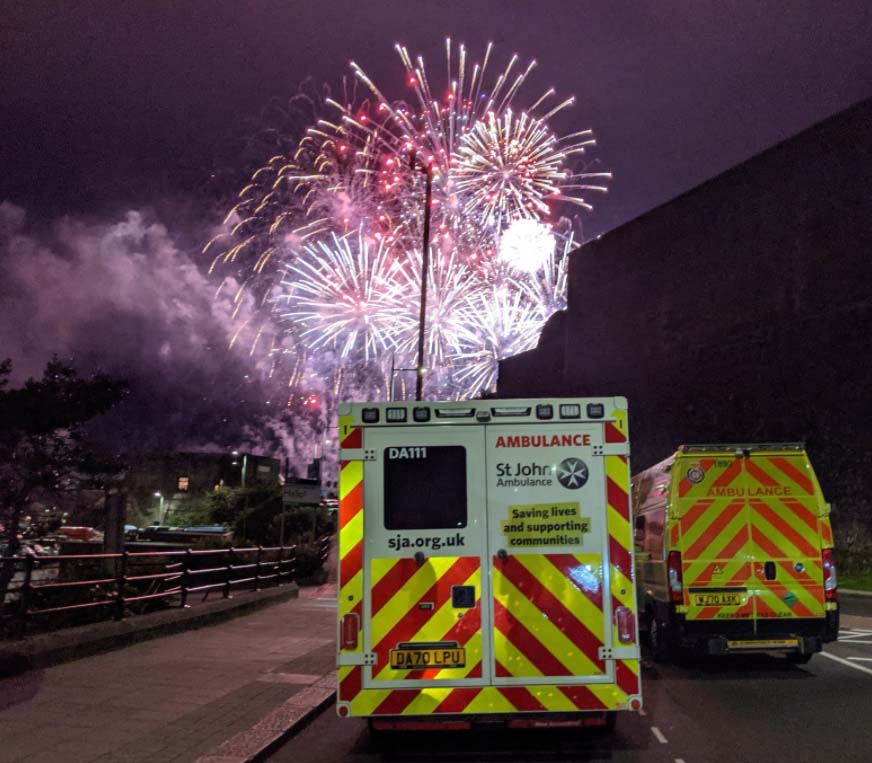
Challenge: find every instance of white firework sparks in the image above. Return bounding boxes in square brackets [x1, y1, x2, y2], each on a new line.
[209, 39, 610, 405]
[278, 230, 399, 361]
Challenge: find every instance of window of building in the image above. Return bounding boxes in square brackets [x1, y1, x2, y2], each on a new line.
[177, 476, 190, 492]
[384, 446, 467, 530]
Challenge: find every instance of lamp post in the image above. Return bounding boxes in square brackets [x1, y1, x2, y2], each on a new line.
[153, 492, 164, 525]
[409, 150, 434, 401]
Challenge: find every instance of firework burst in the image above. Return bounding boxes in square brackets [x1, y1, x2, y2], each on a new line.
[208, 39, 609, 404]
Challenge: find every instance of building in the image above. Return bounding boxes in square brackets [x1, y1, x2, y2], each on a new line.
[498, 98, 872, 527]
[126, 451, 282, 526]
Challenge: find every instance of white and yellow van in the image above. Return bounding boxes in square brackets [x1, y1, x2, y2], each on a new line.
[632, 443, 838, 662]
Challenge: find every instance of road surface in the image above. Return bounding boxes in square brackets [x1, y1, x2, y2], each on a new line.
[269, 596, 872, 762]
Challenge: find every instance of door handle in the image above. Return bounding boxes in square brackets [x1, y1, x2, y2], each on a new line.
[764, 561, 776, 580]
[497, 549, 508, 562]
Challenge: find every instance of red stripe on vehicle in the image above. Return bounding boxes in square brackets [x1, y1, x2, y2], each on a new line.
[752, 525, 789, 560]
[685, 501, 744, 560]
[605, 422, 626, 443]
[372, 689, 418, 716]
[752, 502, 818, 557]
[679, 499, 715, 532]
[434, 688, 481, 714]
[339, 540, 363, 584]
[781, 498, 820, 536]
[712, 459, 743, 488]
[607, 476, 630, 521]
[616, 660, 639, 696]
[769, 458, 814, 495]
[339, 481, 362, 529]
[712, 524, 750, 561]
[745, 459, 779, 487]
[493, 599, 573, 676]
[547, 555, 604, 610]
[415, 603, 482, 679]
[340, 427, 362, 449]
[339, 666, 361, 701]
[557, 684, 608, 711]
[499, 556, 604, 670]
[498, 686, 547, 712]
[372, 557, 480, 665]
[370, 558, 420, 617]
[609, 536, 633, 578]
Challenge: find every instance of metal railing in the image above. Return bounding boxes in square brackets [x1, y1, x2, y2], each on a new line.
[0, 544, 301, 638]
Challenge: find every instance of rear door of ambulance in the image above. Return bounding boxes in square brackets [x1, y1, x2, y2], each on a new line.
[743, 449, 827, 625]
[673, 448, 825, 631]
[483, 403, 636, 699]
[360, 412, 492, 702]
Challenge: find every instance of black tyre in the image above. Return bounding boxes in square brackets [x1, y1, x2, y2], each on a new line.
[787, 652, 814, 665]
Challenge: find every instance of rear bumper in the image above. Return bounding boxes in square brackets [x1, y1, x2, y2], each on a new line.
[370, 711, 615, 731]
[673, 608, 839, 654]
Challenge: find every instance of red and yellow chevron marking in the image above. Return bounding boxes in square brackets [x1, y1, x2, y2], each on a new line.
[369, 556, 483, 683]
[337, 415, 364, 705]
[493, 553, 605, 678]
[603, 408, 639, 698]
[345, 680, 636, 718]
[673, 452, 827, 622]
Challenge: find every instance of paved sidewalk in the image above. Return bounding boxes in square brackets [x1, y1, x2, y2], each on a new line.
[0, 588, 337, 762]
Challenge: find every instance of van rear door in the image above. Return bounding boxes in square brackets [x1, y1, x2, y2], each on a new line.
[673, 454, 755, 623]
[362, 425, 491, 691]
[744, 451, 825, 621]
[485, 423, 612, 686]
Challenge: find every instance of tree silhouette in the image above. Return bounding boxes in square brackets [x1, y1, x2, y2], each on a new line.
[0, 358, 127, 601]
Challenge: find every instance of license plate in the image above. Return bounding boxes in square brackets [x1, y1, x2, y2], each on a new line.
[727, 638, 799, 650]
[390, 646, 466, 670]
[692, 592, 744, 607]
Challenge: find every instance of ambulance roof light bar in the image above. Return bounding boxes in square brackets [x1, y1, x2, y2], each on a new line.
[434, 407, 475, 419]
[490, 406, 531, 417]
[559, 403, 581, 419]
[386, 408, 407, 423]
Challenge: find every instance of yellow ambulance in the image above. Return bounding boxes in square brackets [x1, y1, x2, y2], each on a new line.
[632, 443, 838, 662]
[336, 398, 642, 732]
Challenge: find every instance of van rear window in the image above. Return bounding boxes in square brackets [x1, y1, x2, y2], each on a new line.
[384, 446, 467, 530]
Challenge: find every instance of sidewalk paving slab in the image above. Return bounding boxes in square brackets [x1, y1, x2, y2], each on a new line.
[0, 587, 337, 763]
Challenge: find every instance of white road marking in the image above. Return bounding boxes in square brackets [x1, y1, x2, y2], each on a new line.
[821, 651, 872, 676]
[638, 707, 647, 716]
[675, 759, 687, 763]
[847, 656, 872, 662]
[651, 726, 668, 744]
[837, 639, 872, 644]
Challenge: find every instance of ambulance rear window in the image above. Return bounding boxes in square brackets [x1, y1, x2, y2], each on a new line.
[384, 446, 467, 530]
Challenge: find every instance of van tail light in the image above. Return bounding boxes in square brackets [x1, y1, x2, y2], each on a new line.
[614, 606, 636, 644]
[341, 612, 360, 649]
[667, 550, 684, 604]
[822, 548, 837, 602]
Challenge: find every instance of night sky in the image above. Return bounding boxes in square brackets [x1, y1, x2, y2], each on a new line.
[3, 1, 871, 232]
[1, 1, 871, 461]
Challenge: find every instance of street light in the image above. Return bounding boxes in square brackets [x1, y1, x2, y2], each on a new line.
[409, 149, 434, 402]
[153, 492, 164, 524]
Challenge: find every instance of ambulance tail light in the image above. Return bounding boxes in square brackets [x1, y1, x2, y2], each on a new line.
[614, 606, 636, 644]
[667, 550, 684, 604]
[822, 548, 837, 602]
[341, 612, 360, 649]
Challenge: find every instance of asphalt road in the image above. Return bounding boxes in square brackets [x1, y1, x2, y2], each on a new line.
[269, 601, 872, 763]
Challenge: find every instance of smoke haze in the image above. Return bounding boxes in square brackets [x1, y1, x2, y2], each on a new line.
[0, 201, 310, 464]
